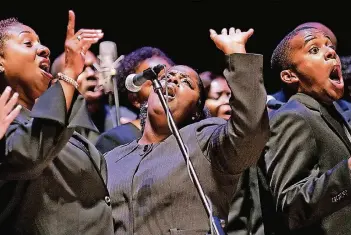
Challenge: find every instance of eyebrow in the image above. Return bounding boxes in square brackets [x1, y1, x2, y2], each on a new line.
[19, 31, 31, 36]
[304, 35, 316, 46]
[19, 31, 40, 43]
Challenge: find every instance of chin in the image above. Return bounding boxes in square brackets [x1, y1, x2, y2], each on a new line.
[218, 114, 231, 120]
[333, 90, 344, 101]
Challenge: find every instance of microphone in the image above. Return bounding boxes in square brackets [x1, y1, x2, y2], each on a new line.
[125, 64, 165, 92]
[94, 41, 125, 127]
[94, 41, 124, 93]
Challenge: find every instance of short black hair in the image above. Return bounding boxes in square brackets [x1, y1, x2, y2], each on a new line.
[0, 17, 21, 56]
[116, 46, 175, 112]
[271, 26, 317, 74]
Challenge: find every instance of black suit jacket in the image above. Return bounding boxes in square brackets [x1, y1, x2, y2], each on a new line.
[258, 93, 351, 235]
[95, 122, 141, 154]
[0, 83, 114, 235]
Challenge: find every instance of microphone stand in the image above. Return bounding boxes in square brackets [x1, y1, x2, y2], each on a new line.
[148, 70, 226, 235]
[94, 55, 124, 127]
[111, 73, 121, 127]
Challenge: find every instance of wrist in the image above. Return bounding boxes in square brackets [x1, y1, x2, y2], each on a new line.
[61, 68, 77, 80]
[224, 45, 246, 55]
[56, 72, 79, 89]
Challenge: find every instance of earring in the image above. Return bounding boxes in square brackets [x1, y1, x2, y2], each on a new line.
[191, 116, 196, 120]
[0, 67, 3, 73]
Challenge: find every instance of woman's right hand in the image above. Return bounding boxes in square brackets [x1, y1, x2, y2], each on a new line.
[63, 10, 104, 79]
[0, 87, 22, 139]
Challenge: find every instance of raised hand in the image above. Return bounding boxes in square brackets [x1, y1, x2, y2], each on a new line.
[0, 87, 22, 139]
[63, 10, 104, 79]
[210, 27, 254, 54]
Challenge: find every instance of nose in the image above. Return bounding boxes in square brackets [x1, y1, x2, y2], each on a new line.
[325, 47, 336, 60]
[37, 44, 50, 58]
[219, 93, 230, 104]
[167, 74, 180, 86]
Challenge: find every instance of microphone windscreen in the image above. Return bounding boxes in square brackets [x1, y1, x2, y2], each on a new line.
[125, 74, 141, 93]
[99, 41, 117, 66]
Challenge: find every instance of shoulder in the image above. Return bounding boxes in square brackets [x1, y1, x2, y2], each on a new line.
[100, 123, 140, 139]
[181, 117, 226, 133]
[270, 100, 314, 122]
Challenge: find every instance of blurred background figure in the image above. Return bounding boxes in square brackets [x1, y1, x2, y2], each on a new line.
[95, 46, 175, 153]
[200, 71, 231, 120]
[51, 49, 136, 144]
[341, 55, 351, 102]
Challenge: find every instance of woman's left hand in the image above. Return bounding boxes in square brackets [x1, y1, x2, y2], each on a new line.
[63, 10, 104, 80]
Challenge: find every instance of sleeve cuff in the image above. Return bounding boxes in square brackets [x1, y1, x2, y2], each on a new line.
[30, 82, 67, 125]
[225, 53, 263, 73]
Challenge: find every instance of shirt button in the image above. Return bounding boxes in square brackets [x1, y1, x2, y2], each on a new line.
[105, 196, 111, 206]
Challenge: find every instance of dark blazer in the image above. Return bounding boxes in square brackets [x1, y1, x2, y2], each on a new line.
[258, 93, 351, 235]
[95, 122, 141, 154]
[105, 53, 270, 234]
[0, 83, 114, 235]
[227, 166, 264, 235]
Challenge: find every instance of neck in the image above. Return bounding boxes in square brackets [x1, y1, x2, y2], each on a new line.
[18, 96, 34, 110]
[138, 118, 171, 145]
[131, 119, 141, 130]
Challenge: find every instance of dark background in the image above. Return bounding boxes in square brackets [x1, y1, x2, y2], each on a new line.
[1, 0, 350, 94]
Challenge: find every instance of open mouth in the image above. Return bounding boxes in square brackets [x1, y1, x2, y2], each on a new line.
[219, 105, 232, 117]
[224, 110, 232, 115]
[329, 65, 342, 84]
[162, 83, 176, 101]
[39, 62, 53, 80]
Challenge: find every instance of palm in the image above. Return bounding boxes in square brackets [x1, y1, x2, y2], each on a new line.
[210, 27, 254, 54]
[0, 88, 21, 139]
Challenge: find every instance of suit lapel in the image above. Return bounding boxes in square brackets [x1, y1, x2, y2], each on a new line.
[291, 93, 351, 153]
[320, 105, 351, 153]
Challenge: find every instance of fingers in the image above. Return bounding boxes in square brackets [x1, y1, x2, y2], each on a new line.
[0, 86, 21, 127]
[0, 86, 19, 116]
[4, 104, 22, 124]
[76, 30, 104, 55]
[245, 28, 254, 39]
[209, 29, 218, 41]
[0, 86, 12, 107]
[3, 92, 19, 116]
[66, 10, 75, 40]
[211, 27, 252, 36]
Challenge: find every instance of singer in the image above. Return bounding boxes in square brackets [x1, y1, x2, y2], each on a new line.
[105, 27, 269, 234]
[95, 46, 175, 153]
[0, 11, 114, 234]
